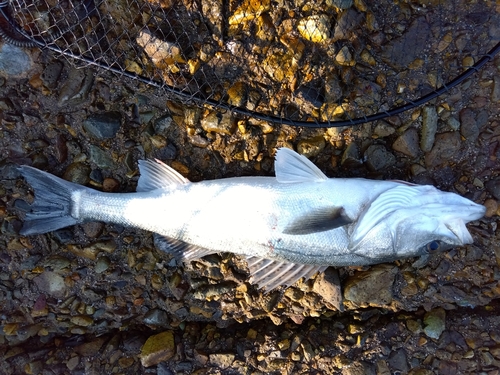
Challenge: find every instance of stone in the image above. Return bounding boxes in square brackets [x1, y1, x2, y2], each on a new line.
[201, 111, 236, 135]
[298, 15, 331, 43]
[341, 142, 362, 168]
[312, 268, 343, 311]
[209, 353, 235, 368]
[486, 178, 500, 200]
[364, 144, 396, 171]
[0, 43, 32, 77]
[33, 271, 67, 299]
[388, 348, 409, 373]
[83, 112, 122, 139]
[459, 108, 479, 142]
[392, 127, 420, 158]
[332, 9, 363, 41]
[420, 106, 438, 152]
[344, 265, 398, 307]
[140, 331, 175, 367]
[297, 136, 326, 158]
[424, 132, 461, 168]
[423, 308, 446, 340]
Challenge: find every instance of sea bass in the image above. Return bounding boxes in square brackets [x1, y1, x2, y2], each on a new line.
[18, 148, 485, 291]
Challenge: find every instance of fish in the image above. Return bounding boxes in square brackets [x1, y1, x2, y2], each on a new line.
[17, 148, 486, 291]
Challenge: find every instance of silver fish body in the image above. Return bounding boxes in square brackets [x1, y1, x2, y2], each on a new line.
[18, 148, 486, 290]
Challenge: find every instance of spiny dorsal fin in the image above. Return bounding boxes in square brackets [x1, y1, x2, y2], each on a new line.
[137, 159, 190, 192]
[275, 148, 328, 183]
[283, 207, 352, 235]
[245, 256, 327, 292]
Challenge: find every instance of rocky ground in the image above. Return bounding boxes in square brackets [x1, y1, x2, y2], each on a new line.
[1, 0, 500, 374]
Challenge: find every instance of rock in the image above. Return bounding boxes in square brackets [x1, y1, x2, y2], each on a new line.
[341, 142, 362, 168]
[336, 46, 355, 66]
[41, 61, 64, 89]
[393, 127, 419, 158]
[326, 0, 353, 9]
[83, 112, 122, 139]
[312, 268, 343, 311]
[364, 144, 396, 171]
[58, 67, 94, 106]
[297, 136, 326, 158]
[227, 82, 247, 107]
[459, 108, 479, 142]
[209, 353, 235, 368]
[373, 122, 395, 138]
[0, 43, 33, 77]
[143, 309, 169, 327]
[136, 29, 185, 65]
[332, 9, 363, 41]
[89, 145, 114, 169]
[423, 308, 446, 340]
[344, 265, 398, 307]
[486, 178, 500, 200]
[420, 107, 438, 152]
[140, 331, 175, 367]
[324, 78, 343, 103]
[388, 348, 409, 373]
[382, 17, 430, 68]
[298, 15, 331, 43]
[492, 75, 500, 102]
[484, 199, 498, 218]
[33, 271, 67, 299]
[63, 163, 91, 185]
[74, 338, 106, 356]
[424, 132, 461, 168]
[201, 111, 236, 135]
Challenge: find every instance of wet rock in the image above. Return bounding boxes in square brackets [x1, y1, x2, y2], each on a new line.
[459, 108, 479, 142]
[364, 144, 396, 171]
[382, 17, 430, 68]
[140, 331, 175, 367]
[392, 127, 419, 158]
[201, 111, 236, 135]
[209, 353, 235, 368]
[424, 132, 461, 168]
[0, 44, 32, 77]
[297, 136, 326, 158]
[83, 112, 122, 139]
[312, 268, 343, 311]
[344, 265, 398, 307]
[420, 107, 438, 152]
[388, 348, 409, 373]
[41, 61, 64, 89]
[486, 178, 500, 200]
[298, 15, 331, 43]
[341, 142, 362, 168]
[33, 271, 67, 299]
[423, 308, 446, 340]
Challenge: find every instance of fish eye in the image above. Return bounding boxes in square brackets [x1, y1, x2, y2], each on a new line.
[426, 240, 440, 252]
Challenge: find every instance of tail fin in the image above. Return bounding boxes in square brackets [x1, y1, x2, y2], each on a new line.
[18, 166, 84, 235]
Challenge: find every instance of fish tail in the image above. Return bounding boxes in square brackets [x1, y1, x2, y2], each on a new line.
[18, 166, 84, 235]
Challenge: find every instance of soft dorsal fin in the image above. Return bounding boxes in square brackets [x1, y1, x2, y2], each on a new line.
[137, 159, 190, 192]
[275, 148, 328, 183]
[349, 185, 425, 248]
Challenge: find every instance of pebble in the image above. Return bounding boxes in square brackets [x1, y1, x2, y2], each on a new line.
[143, 309, 169, 327]
[392, 127, 420, 158]
[209, 353, 236, 368]
[297, 15, 331, 43]
[344, 265, 398, 307]
[459, 108, 479, 142]
[312, 268, 343, 311]
[364, 144, 396, 171]
[297, 137, 326, 158]
[492, 76, 500, 102]
[41, 61, 64, 89]
[332, 9, 364, 41]
[341, 142, 362, 168]
[423, 308, 446, 340]
[0, 43, 33, 77]
[201, 111, 236, 135]
[388, 348, 409, 373]
[89, 145, 114, 169]
[63, 163, 91, 185]
[486, 178, 500, 200]
[33, 271, 67, 299]
[83, 112, 122, 139]
[373, 122, 395, 138]
[424, 132, 461, 168]
[420, 106, 438, 152]
[140, 331, 175, 367]
[326, 0, 353, 8]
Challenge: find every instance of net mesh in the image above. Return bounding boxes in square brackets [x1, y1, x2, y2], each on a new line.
[1, 0, 499, 127]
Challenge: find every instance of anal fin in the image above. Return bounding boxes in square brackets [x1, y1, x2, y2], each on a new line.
[154, 234, 216, 262]
[245, 256, 327, 292]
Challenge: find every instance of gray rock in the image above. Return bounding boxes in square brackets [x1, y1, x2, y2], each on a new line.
[143, 309, 169, 326]
[382, 17, 430, 68]
[83, 112, 122, 139]
[364, 144, 396, 171]
[41, 61, 64, 89]
[344, 265, 398, 306]
[424, 132, 461, 168]
[492, 76, 500, 102]
[459, 108, 479, 142]
[33, 271, 67, 298]
[332, 9, 363, 41]
[312, 268, 343, 311]
[392, 127, 419, 158]
[341, 142, 362, 168]
[154, 115, 174, 134]
[420, 106, 438, 152]
[388, 348, 409, 373]
[423, 308, 446, 340]
[485, 177, 500, 200]
[58, 67, 94, 106]
[89, 145, 114, 169]
[0, 43, 32, 77]
[326, 0, 353, 9]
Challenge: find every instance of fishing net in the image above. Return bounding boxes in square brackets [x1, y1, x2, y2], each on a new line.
[0, 0, 499, 127]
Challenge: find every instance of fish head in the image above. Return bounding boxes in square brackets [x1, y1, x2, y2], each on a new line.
[350, 184, 486, 261]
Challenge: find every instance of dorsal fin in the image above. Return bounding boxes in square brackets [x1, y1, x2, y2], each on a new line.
[137, 159, 190, 192]
[274, 148, 328, 183]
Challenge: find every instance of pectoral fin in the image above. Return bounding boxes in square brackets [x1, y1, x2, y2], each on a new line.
[283, 207, 352, 235]
[245, 256, 327, 292]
